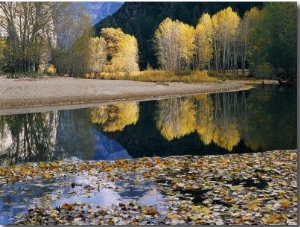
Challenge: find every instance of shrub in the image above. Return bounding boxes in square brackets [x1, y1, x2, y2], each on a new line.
[46, 64, 56, 75]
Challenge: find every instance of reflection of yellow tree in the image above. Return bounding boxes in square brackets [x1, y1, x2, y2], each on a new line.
[194, 94, 214, 145]
[210, 92, 241, 151]
[90, 102, 139, 132]
[156, 97, 196, 141]
[194, 92, 242, 151]
[212, 121, 240, 151]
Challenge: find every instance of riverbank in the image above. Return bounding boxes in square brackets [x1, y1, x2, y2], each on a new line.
[6, 149, 296, 225]
[0, 76, 256, 115]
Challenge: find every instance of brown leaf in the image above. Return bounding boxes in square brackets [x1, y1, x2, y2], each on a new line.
[61, 203, 74, 210]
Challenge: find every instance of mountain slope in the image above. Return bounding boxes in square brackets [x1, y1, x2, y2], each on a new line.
[94, 2, 264, 69]
[84, 2, 123, 25]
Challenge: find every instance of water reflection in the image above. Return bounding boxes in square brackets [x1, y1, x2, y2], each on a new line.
[90, 102, 139, 132]
[0, 112, 58, 165]
[0, 169, 162, 225]
[155, 92, 245, 150]
[0, 85, 297, 165]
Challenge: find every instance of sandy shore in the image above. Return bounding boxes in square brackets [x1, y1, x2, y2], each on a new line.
[0, 76, 253, 115]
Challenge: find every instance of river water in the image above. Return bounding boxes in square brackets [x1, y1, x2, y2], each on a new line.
[0, 84, 297, 224]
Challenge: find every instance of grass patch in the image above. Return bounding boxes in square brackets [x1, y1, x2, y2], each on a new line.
[89, 69, 220, 83]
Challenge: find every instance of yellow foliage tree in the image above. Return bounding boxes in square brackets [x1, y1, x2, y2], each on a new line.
[100, 28, 124, 60]
[212, 7, 240, 73]
[110, 34, 139, 73]
[101, 28, 139, 73]
[195, 13, 213, 70]
[154, 18, 195, 71]
[87, 37, 107, 74]
[154, 18, 179, 71]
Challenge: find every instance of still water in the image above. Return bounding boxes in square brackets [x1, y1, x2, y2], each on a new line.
[0, 85, 297, 165]
[0, 84, 297, 224]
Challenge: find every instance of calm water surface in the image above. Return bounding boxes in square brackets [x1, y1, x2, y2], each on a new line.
[0, 84, 297, 224]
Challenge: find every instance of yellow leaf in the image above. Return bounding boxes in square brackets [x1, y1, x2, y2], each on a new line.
[43, 173, 52, 179]
[50, 211, 58, 218]
[147, 207, 157, 216]
[61, 203, 74, 210]
[132, 218, 139, 225]
[191, 205, 210, 214]
[281, 200, 291, 208]
[167, 213, 175, 219]
[292, 195, 297, 202]
[15, 213, 23, 219]
[248, 203, 257, 210]
[262, 215, 281, 224]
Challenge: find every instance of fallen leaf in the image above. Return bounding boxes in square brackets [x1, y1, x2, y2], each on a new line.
[281, 200, 291, 208]
[15, 213, 23, 219]
[50, 211, 58, 218]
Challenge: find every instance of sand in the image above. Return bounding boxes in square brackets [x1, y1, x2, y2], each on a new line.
[0, 76, 252, 115]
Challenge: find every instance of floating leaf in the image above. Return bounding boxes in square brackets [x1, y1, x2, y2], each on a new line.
[50, 211, 58, 218]
[191, 205, 210, 215]
[248, 203, 257, 210]
[43, 173, 52, 179]
[61, 203, 74, 210]
[15, 213, 23, 219]
[281, 200, 291, 208]
[262, 215, 281, 224]
[132, 218, 139, 225]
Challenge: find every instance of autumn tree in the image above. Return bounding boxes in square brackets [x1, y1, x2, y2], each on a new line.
[194, 13, 213, 70]
[87, 37, 107, 74]
[101, 27, 139, 73]
[211, 7, 240, 73]
[110, 33, 139, 73]
[154, 18, 195, 71]
[100, 28, 124, 62]
[177, 22, 195, 70]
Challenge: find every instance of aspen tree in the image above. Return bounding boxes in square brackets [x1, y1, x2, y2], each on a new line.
[212, 7, 240, 73]
[195, 13, 213, 70]
[154, 18, 195, 71]
[101, 28, 139, 73]
[87, 37, 107, 74]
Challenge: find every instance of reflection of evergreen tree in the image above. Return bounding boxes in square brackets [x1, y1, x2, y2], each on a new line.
[240, 86, 297, 151]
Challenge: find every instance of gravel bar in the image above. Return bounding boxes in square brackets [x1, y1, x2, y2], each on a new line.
[0, 76, 251, 115]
